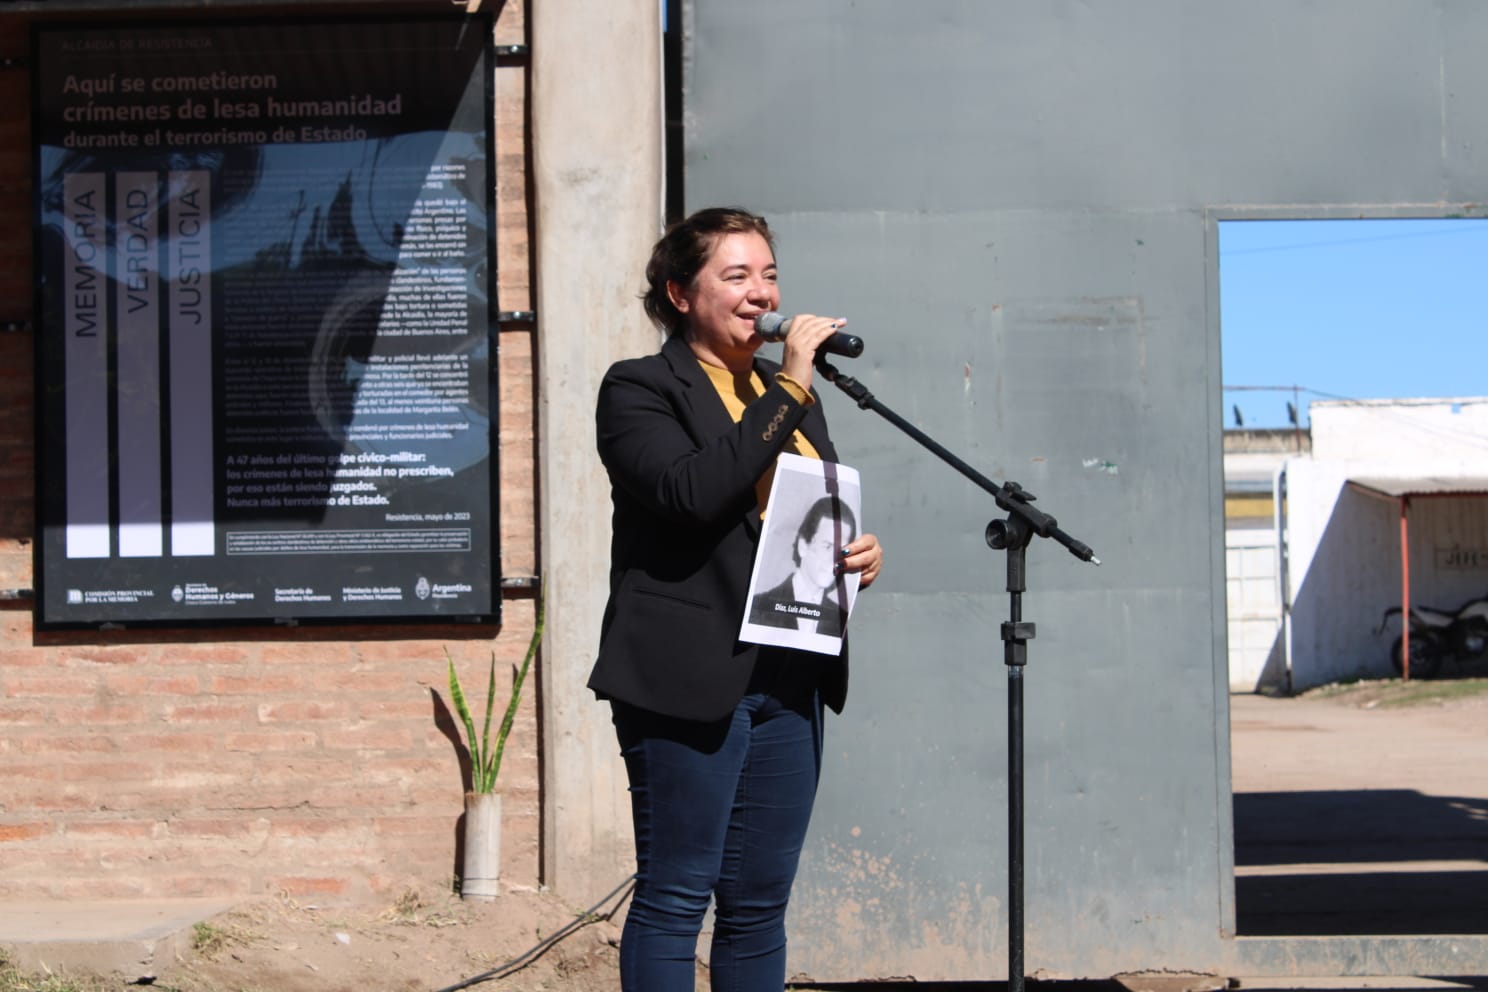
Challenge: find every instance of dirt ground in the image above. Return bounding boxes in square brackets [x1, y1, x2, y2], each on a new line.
[1229, 676, 1488, 938]
[10, 678, 1487, 992]
[144, 882, 643, 992]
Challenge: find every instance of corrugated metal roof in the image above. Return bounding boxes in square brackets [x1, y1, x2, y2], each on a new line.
[1347, 475, 1488, 498]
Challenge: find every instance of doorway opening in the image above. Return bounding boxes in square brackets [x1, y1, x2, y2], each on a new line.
[1219, 217, 1488, 936]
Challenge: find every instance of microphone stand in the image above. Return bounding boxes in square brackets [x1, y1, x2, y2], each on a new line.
[814, 355, 1098, 992]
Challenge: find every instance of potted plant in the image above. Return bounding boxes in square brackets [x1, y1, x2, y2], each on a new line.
[446, 593, 544, 901]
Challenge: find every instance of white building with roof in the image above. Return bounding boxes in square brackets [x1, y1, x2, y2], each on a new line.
[1225, 398, 1488, 692]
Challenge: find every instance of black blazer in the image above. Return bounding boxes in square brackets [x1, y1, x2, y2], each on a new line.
[588, 334, 848, 721]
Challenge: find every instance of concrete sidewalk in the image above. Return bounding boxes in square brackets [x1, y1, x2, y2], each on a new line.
[0, 898, 238, 980]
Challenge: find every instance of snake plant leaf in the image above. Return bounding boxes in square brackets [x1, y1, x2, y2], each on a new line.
[478, 652, 497, 791]
[446, 649, 484, 790]
[489, 592, 545, 789]
[444, 588, 545, 795]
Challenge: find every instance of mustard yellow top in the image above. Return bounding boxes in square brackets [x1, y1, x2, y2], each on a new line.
[699, 361, 821, 516]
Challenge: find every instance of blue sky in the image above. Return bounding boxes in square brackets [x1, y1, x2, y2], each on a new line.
[1218, 218, 1488, 429]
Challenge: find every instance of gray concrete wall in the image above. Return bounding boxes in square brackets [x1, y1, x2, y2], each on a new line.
[681, 0, 1488, 981]
[532, 0, 661, 905]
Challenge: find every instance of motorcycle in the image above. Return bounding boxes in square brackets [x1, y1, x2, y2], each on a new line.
[1374, 593, 1488, 679]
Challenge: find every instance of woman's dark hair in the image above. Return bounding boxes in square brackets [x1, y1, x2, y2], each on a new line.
[791, 495, 858, 566]
[643, 207, 774, 336]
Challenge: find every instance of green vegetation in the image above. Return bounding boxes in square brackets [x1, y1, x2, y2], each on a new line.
[1305, 675, 1488, 708]
[1370, 677, 1488, 708]
[0, 961, 120, 992]
[447, 592, 545, 794]
[191, 921, 229, 956]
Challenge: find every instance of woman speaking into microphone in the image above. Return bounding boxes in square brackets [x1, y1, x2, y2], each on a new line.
[588, 206, 884, 991]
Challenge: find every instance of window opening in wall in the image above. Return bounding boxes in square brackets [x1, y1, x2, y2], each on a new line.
[1219, 218, 1488, 936]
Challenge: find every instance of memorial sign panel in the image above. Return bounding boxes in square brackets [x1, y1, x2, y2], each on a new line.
[32, 16, 497, 626]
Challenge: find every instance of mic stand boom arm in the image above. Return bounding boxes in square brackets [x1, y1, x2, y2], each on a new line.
[813, 357, 1099, 565]
[813, 355, 1098, 992]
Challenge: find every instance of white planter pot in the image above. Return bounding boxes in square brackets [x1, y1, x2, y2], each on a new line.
[462, 791, 501, 901]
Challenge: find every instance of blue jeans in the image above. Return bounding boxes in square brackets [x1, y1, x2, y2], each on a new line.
[612, 654, 825, 992]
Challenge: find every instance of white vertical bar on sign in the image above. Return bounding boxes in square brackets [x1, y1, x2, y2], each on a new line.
[63, 172, 111, 559]
[115, 172, 163, 558]
[168, 170, 214, 556]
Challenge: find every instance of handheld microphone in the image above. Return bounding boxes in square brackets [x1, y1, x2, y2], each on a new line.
[753, 312, 865, 358]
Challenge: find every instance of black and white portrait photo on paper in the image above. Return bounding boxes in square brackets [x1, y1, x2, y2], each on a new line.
[740, 453, 862, 656]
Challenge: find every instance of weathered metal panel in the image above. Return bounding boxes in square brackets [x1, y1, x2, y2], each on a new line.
[681, 0, 1488, 981]
[685, 3, 1488, 214]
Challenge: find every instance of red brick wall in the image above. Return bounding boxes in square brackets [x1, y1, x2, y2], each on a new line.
[0, 2, 542, 903]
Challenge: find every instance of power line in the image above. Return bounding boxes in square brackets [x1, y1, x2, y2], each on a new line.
[1220, 220, 1488, 257]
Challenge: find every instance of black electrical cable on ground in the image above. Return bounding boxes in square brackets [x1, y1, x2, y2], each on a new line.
[430, 874, 638, 992]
